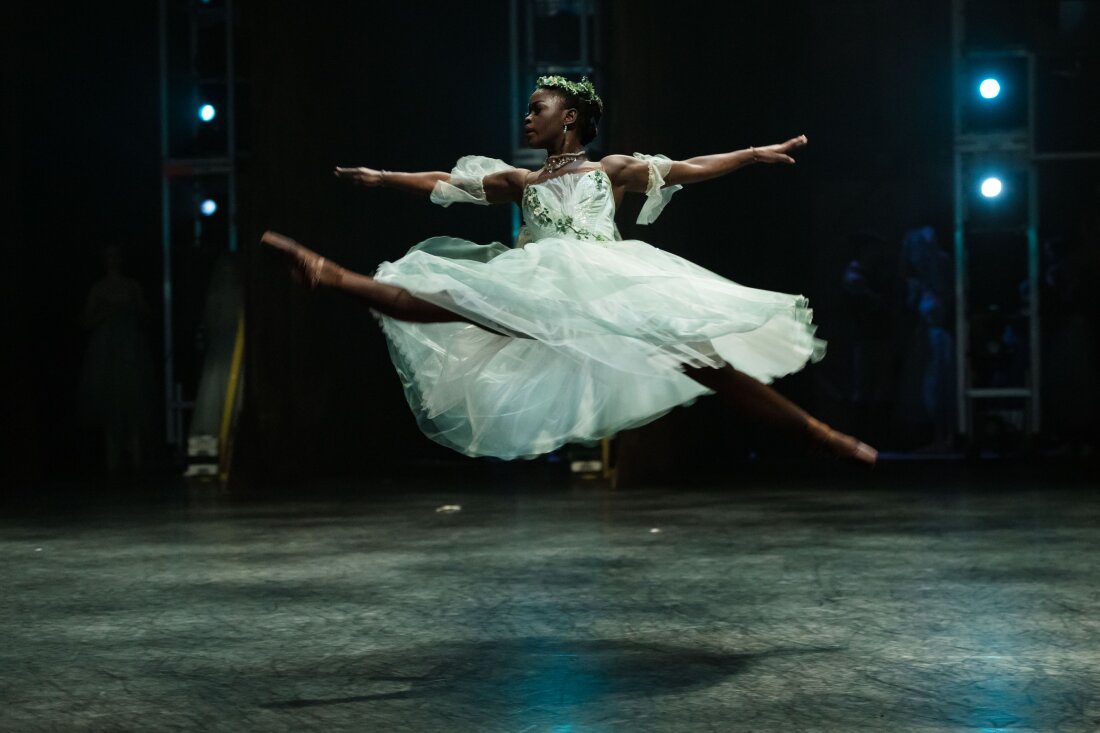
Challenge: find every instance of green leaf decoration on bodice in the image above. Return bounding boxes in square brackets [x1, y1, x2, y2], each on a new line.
[521, 170, 614, 243]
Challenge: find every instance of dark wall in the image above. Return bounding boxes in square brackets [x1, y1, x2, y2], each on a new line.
[6, 2, 161, 482]
[608, 0, 953, 467]
[239, 0, 954, 478]
[238, 1, 516, 480]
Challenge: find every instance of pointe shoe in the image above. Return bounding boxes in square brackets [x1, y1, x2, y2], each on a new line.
[806, 418, 878, 466]
[260, 230, 339, 288]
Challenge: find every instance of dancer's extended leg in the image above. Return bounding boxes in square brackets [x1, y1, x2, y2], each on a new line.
[261, 231, 473, 325]
[683, 363, 877, 465]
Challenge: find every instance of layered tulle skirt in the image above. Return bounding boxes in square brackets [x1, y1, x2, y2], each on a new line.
[374, 236, 825, 459]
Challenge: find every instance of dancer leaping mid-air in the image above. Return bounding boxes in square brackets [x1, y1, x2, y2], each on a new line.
[262, 75, 877, 465]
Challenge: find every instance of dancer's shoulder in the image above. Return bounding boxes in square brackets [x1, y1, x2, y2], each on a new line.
[599, 154, 651, 191]
[483, 166, 531, 204]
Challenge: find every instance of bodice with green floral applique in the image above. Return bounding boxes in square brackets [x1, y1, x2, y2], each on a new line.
[520, 169, 617, 243]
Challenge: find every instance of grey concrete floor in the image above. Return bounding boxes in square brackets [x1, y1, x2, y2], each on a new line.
[2, 469, 1099, 732]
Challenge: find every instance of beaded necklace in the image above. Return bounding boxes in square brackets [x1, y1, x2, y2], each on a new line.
[542, 150, 587, 174]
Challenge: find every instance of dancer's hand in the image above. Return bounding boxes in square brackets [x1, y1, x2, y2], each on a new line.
[334, 166, 385, 187]
[752, 134, 808, 165]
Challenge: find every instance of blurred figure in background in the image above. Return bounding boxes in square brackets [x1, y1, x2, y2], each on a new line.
[895, 226, 955, 452]
[841, 232, 902, 446]
[79, 244, 157, 482]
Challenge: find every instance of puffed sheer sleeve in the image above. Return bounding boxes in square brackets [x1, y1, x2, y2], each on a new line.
[430, 155, 515, 207]
[632, 153, 683, 224]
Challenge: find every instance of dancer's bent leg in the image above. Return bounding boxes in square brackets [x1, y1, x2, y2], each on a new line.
[683, 363, 877, 465]
[261, 230, 474, 325]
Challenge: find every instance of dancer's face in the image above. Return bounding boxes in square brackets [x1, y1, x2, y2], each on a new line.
[523, 89, 576, 149]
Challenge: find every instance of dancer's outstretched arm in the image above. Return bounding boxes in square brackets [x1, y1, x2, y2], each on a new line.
[334, 166, 530, 204]
[601, 134, 808, 192]
[334, 166, 448, 196]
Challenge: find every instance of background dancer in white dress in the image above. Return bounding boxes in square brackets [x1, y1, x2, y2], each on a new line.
[262, 76, 877, 465]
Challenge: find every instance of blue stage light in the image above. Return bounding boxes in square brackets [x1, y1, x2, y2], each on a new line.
[200, 198, 218, 216]
[978, 78, 1001, 99]
[980, 176, 1003, 198]
[198, 104, 216, 122]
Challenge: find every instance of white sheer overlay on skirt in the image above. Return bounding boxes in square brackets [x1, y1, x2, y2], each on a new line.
[374, 155, 825, 459]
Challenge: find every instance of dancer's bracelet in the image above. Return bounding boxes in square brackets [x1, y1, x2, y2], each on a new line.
[749, 147, 758, 163]
[379, 169, 389, 187]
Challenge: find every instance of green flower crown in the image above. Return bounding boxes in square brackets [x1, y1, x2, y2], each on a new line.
[535, 75, 603, 112]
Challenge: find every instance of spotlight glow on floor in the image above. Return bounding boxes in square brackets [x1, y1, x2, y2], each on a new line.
[980, 177, 1003, 198]
[979, 78, 1001, 99]
[199, 104, 216, 122]
[200, 199, 218, 216]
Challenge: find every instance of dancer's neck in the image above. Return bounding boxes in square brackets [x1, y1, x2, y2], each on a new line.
[548, 140, 585, 156]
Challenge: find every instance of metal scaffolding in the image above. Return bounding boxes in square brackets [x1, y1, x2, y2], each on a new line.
[951, 0, 1100, 446]
[157, 0, 242, 462]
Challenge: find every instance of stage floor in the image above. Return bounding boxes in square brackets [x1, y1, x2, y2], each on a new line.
[2, 468, 1099, 731]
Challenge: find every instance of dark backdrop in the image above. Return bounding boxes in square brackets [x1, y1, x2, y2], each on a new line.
[239, 0, 954, 480]
[6, 3, 162, 483]
[7, 1, 959, 484]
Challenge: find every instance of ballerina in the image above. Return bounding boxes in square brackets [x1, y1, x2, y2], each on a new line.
[262, 75, 876, 465]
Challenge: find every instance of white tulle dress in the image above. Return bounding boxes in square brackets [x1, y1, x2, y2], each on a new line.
[373, 154, 825, 459]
